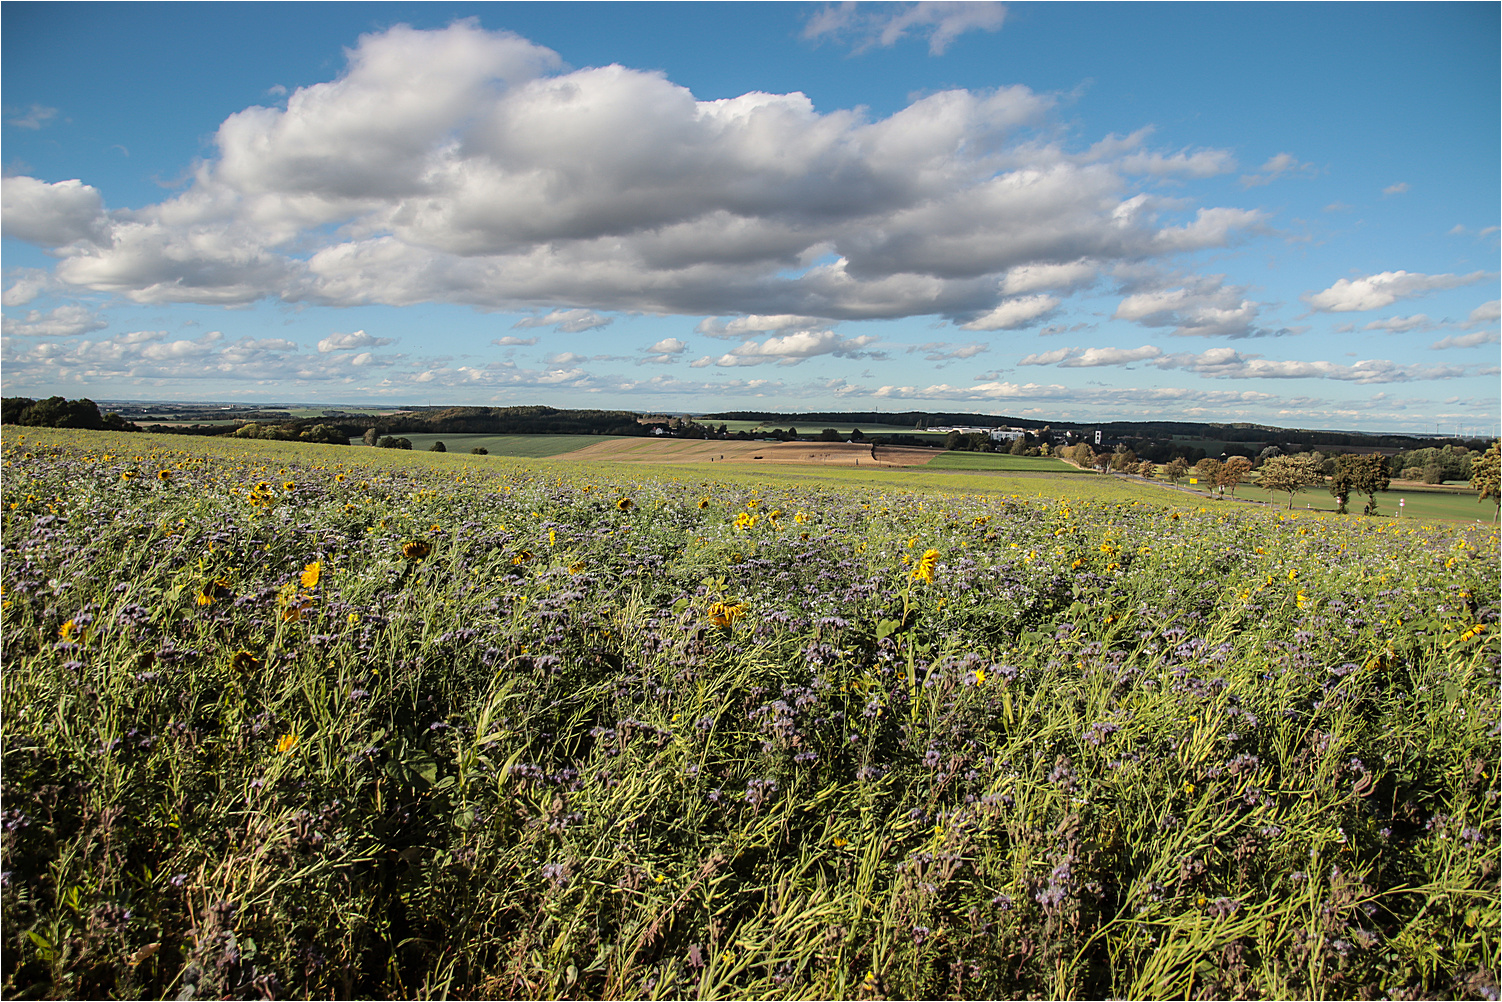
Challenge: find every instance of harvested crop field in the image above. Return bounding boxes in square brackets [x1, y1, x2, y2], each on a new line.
[556, 438, 940, 467]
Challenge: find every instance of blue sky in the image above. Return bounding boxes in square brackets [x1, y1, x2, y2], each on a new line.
[3, 2, 1498, 433]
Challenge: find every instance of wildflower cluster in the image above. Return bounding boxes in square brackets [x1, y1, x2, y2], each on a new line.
[0, 428, 1497, 1000]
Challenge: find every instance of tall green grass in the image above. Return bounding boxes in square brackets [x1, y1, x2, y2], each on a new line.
[2, 429, 1496, 999]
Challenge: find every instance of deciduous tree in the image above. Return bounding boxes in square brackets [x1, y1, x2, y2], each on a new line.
[1329, 454, 1390, 515]
[1259, 456, 1323, 509]
[1471, 440, 1500, 518]
[1194, 457, 1223, 491]
[1218, 456, 1253, 497]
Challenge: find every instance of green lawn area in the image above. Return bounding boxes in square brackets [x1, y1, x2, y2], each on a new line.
[922, 451, 1089, 473]
[1147, 477, 1496, 524]
[394, 433, 616, 457]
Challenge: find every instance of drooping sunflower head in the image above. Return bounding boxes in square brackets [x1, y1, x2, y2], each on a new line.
[707, 601, 746, 629]
[197, 578, 233, 606]
[402, 540, 431, 561]
[910, 548, 941, 584]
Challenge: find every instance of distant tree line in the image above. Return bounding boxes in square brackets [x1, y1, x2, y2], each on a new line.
[370, 406, 647, 437]
[0, 397, 138, 432]
[230, 422, 351, 445]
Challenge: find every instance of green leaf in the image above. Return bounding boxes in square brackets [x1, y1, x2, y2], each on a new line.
[27, 930, 56, 961]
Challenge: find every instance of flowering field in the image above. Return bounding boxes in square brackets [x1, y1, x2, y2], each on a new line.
[2, 429, 1497, 1000]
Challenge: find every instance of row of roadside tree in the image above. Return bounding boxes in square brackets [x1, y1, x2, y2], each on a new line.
[1058, 441, 1501, 517]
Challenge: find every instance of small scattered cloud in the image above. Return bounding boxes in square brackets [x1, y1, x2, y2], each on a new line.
[1152, 347, 1468, 383]
[267, 84, 288, 97]
[960, 295, 1058, 331]
[512, 308, 613, 333]
[2, 268, 54, 307]
[1382, 182, 1409, 197]
[696, 315, 834, 339]
[1465, 300, 1500, 327]
[1, 304, 108, 338]
[544, 351, 589, 367]
[1114, 276, 1276, 339]
[491, 335, 539, 347]
[1019, 345, 1162, 368]
[1429, 330, 1500, 350]
[1239, 152, 1317, 188]
[1362, 315, 1433, 333]
[1303, 270, 1492, 312]
[641, 337, 689, 364]
[317, 329, 394, 352]
[907, 340, 989, 361]
[1152, 207, 1267, 253]
[4, 104, 58, 130]
[1323, 202, 1353, 213]
[713, 330, 881, 367]
[803, 1, 1007, 55]
[1120, 148, 1236, 179]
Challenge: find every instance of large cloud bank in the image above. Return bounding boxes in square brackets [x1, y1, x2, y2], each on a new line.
[1, 20, 1261, 327]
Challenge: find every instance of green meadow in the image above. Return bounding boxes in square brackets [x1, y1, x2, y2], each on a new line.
[918, 452, 1086, 475]
[1153, 478, 1495, 526]
[2, 428, 1497, 1000]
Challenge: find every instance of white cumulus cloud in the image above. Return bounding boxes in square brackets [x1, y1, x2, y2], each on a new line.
[696, 315, 834, 338]
[4, 21, 1268, 330]
[0, 177, 111, 247]
[1303, 270, 1492, 312]
[1049, 345, 1163, 367]
[960, 295, 1058, 331]
[2, 269, 55, 307]
[1, 304, 108, 338]
[1465, 300, 1500, 326]
[908, 340, 989, 361]
[512, 308, 613, 333]
[1430, 330, 1500, 350]
[1114, 277, 1271, 338]
[1362, 315, 1432, 333]
[715, 330, 881, 366]
[318, 329, 395, 351]
[641, 337, 689, 364]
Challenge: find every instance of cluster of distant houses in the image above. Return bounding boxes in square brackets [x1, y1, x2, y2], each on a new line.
[925, 425, 1028, 443]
